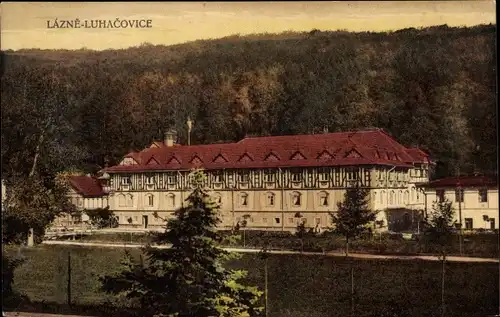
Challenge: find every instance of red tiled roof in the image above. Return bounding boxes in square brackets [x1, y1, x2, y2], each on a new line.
[68, 176, 107, 197]
[404, 148, 430, 163]
[418, 175, 499, 189]
[103, 129, 430, 173]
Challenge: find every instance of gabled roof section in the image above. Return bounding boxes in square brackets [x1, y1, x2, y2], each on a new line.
[103, 129, 427, 173]
[146, 156, 160, 165]
[238, 152, 254, 163]
[290, 151, 306, 160]
[167, 155, 181, 166]
[317, 150, 334, 160]
[265, 152, 280, 162]
[345, 148, 363, 159]
[190, 155, 203, 166]
[213, 153, 228, 163]
[68, 176, 107, 197]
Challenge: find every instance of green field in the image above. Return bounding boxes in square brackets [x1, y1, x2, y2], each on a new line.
[6, 245, 499, 317]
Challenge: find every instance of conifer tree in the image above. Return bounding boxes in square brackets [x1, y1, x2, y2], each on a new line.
[100, 169, 263, 317]
[329, 181, 378, 256]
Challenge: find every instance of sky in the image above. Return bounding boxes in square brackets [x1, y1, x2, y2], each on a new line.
[0, 1, 496, 51]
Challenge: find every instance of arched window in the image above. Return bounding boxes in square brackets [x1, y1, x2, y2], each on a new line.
[319, 191, 329, 206]
[404, 190, 409, 204]
[373, 191, 378, 204]
[118, 194, 126, 207]
[381, 190, 385, 205]
[266, 192, 275, 206]
[146, 194, 154, 207]
[411, 187, 416, 202]
[291, 192, 302, 206]
[239, 193, 248, 206]
[167, 194, 176, 208]
[398, 190, 403, 205]
[126, 194, 133, 207]
[389, 191, 395, 205]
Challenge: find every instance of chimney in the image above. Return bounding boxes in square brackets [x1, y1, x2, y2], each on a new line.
[164, 129, 178, 147]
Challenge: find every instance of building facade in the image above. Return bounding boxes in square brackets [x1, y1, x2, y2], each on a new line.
[418, 175, 498, 230]
[101, 129, 432, 232]
[53, 175, 110, 228]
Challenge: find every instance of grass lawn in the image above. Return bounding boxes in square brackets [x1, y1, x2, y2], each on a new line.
[5, 244, 499, 317]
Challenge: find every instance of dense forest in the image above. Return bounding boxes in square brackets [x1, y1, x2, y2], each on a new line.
[1, 24, 497, 180]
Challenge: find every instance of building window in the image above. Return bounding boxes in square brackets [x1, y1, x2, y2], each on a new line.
[264, 170, 275, 183]
[490, 218, 495, 230]
[319, 168, 329, 181]
[262, 217, 268, 224]
[436, 190, 445, 202]
[121, 176, 131, 185]
[389, 191, 395, 205]
[291, 170, 302, 182]
[146, 195, 154, 206]
[455, 189, 464, 203]
[266, 192, 275, 206]
[346, 168, 358, 180]
[464, 218, 473, 229]
[319, 191, 329, 206]
[240, 193, 248, 206]
[167, 194, 175, 208]
[213, 172, 222, 183]
[239, 171, 249, 183]
[381, 191, 385, 205]
[478, 189, 488, 203]
[167, 174, 177, 185]
[275, 217, 281, 224]
[118, 194, 126, 207]
[288, 217, 294, 224]
[404, 190, 409, 204]
[291, 192, 301, 206]
[146, 175, 155, 185]
[126, 194, 133, 207]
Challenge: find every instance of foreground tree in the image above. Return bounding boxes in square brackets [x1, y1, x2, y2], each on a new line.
[422, 199, 456, 317]
[329, 182, 378, 256]
[100, 169, 263, 317]
[2, 176, 75, 245]
[329, 182, 378, 317]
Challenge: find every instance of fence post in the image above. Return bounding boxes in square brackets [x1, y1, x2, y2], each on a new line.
[67, 252, 72, 308]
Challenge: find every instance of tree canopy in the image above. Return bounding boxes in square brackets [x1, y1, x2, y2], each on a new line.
[1, 25, 496, 178]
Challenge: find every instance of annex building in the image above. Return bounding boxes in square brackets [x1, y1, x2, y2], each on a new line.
[96, 128, 432, 232]
[418, 175, 498, 230]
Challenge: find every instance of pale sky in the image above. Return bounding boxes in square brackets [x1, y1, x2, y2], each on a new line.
[0, 1, 496, 51]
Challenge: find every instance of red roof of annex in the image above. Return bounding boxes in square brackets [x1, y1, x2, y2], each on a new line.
[418, 175, 498, 189]
[103, 129, 431, 173]
[68, 176, 108, 197]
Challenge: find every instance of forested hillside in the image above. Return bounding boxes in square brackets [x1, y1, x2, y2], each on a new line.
[1, 24, 496, 179]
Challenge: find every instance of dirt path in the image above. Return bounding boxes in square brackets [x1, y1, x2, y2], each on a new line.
[41, 240, 499, 263]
